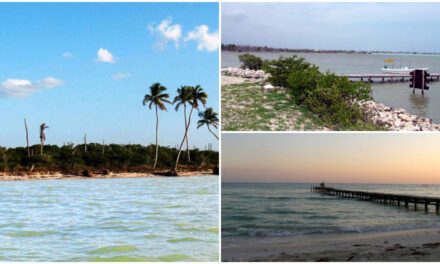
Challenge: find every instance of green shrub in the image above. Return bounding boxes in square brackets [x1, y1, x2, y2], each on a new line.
[261, 55, 380, 130]
[238, 53, 263, 70]
[263, 55, 312, 87]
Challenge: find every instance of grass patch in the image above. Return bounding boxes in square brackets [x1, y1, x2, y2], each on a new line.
[221, 81, 325, 131]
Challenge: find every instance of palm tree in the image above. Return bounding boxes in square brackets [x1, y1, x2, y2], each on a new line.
[143, 82, 171, 170]
[174, 85, 207, 171]
[39, 123, 49, 155]
[197, 107, 219, 140]
[174, 86, 193, 162]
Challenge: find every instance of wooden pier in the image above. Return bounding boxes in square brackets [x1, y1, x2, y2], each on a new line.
[312, 186, 440, 213]
[341, 73, 440, 83]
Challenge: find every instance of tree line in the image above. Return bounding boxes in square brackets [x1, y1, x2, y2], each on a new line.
[3, 82, 219, 175]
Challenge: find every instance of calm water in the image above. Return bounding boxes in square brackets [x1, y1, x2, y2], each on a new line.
[222, 51, 440, 123]
[0, 176, 219, 261]
[222, 182, 440, 238]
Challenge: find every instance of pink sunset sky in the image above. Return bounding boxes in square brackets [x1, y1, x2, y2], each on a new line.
[222, 133, 440, 184]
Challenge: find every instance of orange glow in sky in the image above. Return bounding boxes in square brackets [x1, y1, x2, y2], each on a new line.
[222, 133, 440, 184]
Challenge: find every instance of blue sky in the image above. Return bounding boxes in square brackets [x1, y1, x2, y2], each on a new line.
[0, 3, 219, 150]
[222, 3, 440, 53]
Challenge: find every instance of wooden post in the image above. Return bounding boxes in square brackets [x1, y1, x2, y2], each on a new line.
[414, 201, 417, 211]
[405, 200, 408, 208]
[397, 199, 400, 207]
[24, 119, 30, 158]
[413, 71, 416, 94]
[436, 202, 439, 213]
[425, 201, 428, 212]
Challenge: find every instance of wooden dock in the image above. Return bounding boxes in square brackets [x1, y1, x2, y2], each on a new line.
[341, 73, 440, 83]
[312, 186, 440, 213]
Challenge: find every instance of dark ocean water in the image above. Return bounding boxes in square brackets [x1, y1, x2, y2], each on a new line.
[222, 182, 440, 238]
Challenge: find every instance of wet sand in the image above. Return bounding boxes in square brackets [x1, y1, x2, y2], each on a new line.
[222, 228, 440, 261]
[0, 170, 214, 181]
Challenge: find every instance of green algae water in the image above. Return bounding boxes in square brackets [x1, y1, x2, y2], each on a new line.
[0, 176, 219, 261]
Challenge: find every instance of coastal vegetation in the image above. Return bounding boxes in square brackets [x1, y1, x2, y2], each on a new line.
[221, 80, 324, 130]
[223, 54, 383, 130]
[238, 53, 263, 70]
[222, 43, 440, 55]
[173, 85, 208, 173]
[0, 143, 218, 174]
[197, 107, 219, 140]
[263, 55, 378, 130]
[2, 82, 219, 176]
[142, 82, 172, 170]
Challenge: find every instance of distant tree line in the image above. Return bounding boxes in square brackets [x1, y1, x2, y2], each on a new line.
[222, 43, 371, 54]
[0, 143, 218, 174]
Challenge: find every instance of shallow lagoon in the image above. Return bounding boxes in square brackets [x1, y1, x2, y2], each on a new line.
[0, 176, 219, 261]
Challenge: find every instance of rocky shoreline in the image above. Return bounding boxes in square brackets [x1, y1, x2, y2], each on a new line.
[221, 67, 269, 79]
[222, 67, 440, 131]
[363, 101, 440, 131]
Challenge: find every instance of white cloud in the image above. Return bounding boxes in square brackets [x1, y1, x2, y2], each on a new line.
[37, 77, 64, 88]
[0, 77, 64, 98]
[149, 18, 182, 49]
[63, 52, 74, 58]
[96, 48, 115, 63]
[185, 25, 219, 52]
[112, 73, 131, 80]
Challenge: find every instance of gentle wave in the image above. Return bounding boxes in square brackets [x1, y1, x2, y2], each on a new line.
[88, 245, 139, 254]
[167, 237, 202, 243]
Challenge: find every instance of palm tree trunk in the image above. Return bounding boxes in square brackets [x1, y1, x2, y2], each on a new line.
[174, 106, 194, 171]
[24, 119, 30, 158]
[184, 105, 191, 162]
[207, 125, 219, 140]
[40, 139, 43, 155]
[153, 104, 159, 170]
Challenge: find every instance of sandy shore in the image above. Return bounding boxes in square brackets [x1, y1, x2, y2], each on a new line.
[222, 228, 440, 261]
[0, 170, 215, 182]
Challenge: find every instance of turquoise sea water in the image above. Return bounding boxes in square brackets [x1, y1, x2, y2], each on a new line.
[0, 176, 219, 261]
[222, 51, 440, 123]
[222, 182, 440, 238]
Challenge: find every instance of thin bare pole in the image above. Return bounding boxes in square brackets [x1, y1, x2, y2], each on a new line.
[24, 119, 30, 158]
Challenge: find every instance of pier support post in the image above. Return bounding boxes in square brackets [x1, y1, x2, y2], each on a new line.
[436, 202, 439, 214]
[397, 199, 400, 207]
[425, 202, 429, 212]
[415, 202, 417, 211]
[405, 200, 408, 208]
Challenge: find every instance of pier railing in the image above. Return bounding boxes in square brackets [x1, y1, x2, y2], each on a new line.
[341, 73, 440, 83]
[312, 186, 440, 213]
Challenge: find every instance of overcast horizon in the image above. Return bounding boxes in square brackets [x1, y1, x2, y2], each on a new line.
[222, 2, 440, 53]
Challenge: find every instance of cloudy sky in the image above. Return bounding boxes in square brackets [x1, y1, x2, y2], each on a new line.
[0, 3, 219, 149]
[222, 3, 440, 52]
[222, 133, 440, 184]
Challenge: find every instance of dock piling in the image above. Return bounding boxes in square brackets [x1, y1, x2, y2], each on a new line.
[312, 186, 440, 214]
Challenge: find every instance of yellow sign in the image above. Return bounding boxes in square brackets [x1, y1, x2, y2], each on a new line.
[384, 59, 394, 62]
